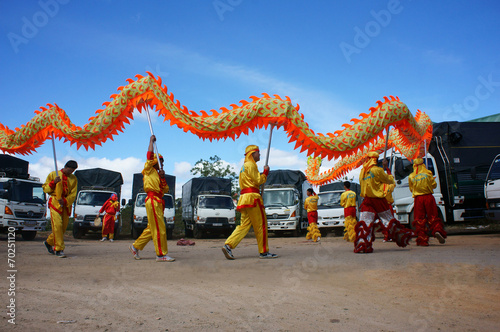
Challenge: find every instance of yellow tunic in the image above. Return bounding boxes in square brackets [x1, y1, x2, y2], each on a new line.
[409, 166, 436, 198]
[340, 190, 357, 208]
[236, 159, 267, 209]
[304, 195, 319, 212]
[360, 166, 395, 198]
[42, 170, 78, 212]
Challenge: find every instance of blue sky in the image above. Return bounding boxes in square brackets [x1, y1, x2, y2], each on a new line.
[2, 0, 500, 200]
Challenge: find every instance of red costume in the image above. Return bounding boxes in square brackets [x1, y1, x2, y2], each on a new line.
[99, 194, 120, 240]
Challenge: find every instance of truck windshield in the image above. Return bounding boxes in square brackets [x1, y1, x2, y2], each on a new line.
[487, 157, 500, 181]
[77, 192, 115, 206]
[317, 192, 341, 208]
[136, 193, 174, 208]
[198, 196, 234, 209]
[393, 157, 435, 181]
[263, 190, 294, 207]
[2, 180, 46, 204]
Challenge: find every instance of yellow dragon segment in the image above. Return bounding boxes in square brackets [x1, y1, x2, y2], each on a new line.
[0, 73, 432, 184]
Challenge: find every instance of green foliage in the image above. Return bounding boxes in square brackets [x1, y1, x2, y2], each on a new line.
[191, 155, 240, 196]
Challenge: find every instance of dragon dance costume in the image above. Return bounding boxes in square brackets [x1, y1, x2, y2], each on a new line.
[304, 191, 321, 242]
[409, 158, 447, 246]
[355, 152, 414, 253]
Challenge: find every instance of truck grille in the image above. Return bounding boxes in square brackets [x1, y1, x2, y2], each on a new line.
[266, 214, 288, 220]
[84, 215, 98, 222]
[15, 211, 44, 219]
[206, 217, 228, 224]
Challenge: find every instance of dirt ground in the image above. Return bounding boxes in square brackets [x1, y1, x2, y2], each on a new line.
[1, 230, 499, 332]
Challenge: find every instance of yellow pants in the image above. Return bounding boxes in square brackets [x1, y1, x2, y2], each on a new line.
[46, 207, 70, 251]
[133, 198, 168, 256]
[225, 200, 269, 254]
[306, 222, 321, 242]
[343, 215, 357, 242]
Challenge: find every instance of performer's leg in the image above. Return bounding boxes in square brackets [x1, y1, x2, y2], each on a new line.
[412, 195, 429, 246]
[50, 210, 65, 251]
[148, 200, 168, 256]
[249, 201, 270, 253]
[133, 224, 152, 251]
[425, 195, 447, 243]
[225, 209, 252, 250]
[354, 202, 375, 253]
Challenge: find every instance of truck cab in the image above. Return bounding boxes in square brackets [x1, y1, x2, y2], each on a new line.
[484, 154, 500, 221]
[263, 185, 307, 236]
[184, 192, 236, 239]
[0, 174, 47, 240]
[73, 186, 124, 239]
[131, 192, 175, 239]
[316, 182, 361, 236]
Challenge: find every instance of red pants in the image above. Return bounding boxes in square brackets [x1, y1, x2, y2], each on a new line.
[307, 211, 318, 224]
[355, 197, 414, 253]
[412, 194, 447, 246]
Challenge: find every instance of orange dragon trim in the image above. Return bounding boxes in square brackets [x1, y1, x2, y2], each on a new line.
[0, 73, 432, 185]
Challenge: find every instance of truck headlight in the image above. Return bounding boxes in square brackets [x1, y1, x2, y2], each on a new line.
[165, 217, 174, 223]
[197, 216, 206, 223]
[134, 215, 142, 222]
[228, 217, 235, 224]
[74, 214, 84, 221]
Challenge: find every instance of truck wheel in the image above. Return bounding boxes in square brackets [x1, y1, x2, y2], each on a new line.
[193, 226, 203, 239]
[21, 230, 37, 241]
[407, 211, 415, 230]
[292, 226, 300, 237]
[184, 223, 193, 238]
[114, 224, 120, 240]
[167, 229, 173, 240]
[131, 225, 140, 239]
[72, 224, 84, 239]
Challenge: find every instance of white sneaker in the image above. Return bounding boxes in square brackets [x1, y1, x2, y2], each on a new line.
[100, 238, 107, 242]
[129, 245, 141, 260]
[156, 255, 175, 262]
[109, 239, 114, 242]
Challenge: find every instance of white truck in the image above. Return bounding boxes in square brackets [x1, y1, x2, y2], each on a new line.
[0, 155, 47, 240]
[73, 168, 125, 239]
[392, 120, 500, 225]
[130, 173, 176, 240]
[262, 170, 310, 236]
[182, 177, 236, 239]
[316, 182, 361, 236]
[484, 154, 500, 221]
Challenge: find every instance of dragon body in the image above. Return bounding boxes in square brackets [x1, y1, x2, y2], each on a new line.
[0, 73, 432, 185]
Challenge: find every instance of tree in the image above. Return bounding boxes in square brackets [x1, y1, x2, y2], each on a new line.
[190, 155, 239, 196]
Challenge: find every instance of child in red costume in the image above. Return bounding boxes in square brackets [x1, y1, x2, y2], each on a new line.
[99, 193, 120, 242]
[409, 158, 447, 246]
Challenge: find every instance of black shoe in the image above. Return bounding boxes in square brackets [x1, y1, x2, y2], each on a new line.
[44, 241, 54, 255]
[55, 251, 67, 258]
[259, 252, 278, 259]
[222, 244, 235, 260]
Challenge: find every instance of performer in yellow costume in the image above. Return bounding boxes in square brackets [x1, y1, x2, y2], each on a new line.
[129, 135, 175, 262]
[304, 188, 321, 242]
[409, 158, 447, 246]
[355, 152, 414, 253]
[222, 145, 278, 259]
[340, 181, 357, 242]
[43, 160, 78, 258]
